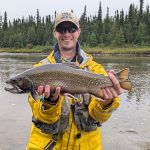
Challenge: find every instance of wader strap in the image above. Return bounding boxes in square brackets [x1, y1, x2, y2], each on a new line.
[72, 93, 102, 132]
[32, 116, 57, 134]
[52, 96, 70, 135]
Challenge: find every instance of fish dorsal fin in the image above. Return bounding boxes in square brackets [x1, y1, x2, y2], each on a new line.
[63, 62, 81, 69]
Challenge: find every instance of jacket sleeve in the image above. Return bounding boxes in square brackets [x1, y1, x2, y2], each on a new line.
[88, 61, 120, 123]
[28, 94, 63, 124]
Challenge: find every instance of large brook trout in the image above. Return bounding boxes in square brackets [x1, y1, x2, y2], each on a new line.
[5, 63, 132, 99]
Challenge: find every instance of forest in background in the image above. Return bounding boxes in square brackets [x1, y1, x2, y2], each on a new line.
[0, 0, 150, 50]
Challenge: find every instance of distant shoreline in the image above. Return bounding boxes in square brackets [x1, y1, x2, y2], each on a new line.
[0, 46, 150, 56]
[1, 52, 149, 57]
[91, 53, 150, 57]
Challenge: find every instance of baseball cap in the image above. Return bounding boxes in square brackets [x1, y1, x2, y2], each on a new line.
[54, 12, 79, 29]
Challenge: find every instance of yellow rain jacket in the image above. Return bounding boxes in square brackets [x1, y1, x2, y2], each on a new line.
[27, 46, 120, 150]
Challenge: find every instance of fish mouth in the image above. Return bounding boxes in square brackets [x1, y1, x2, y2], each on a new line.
[5, 80, 23, 93]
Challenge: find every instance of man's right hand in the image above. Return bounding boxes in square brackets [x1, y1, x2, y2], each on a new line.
[38, 85, 61, 102]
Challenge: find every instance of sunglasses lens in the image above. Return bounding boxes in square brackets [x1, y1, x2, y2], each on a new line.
[56, 27, 64, 33]
[56, 25, 77, 33]
[69, 27, 77, 33]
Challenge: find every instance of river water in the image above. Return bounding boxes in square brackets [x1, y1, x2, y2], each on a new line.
[0, 53, 150, 150]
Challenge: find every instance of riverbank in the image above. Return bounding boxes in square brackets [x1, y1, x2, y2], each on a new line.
[0, 46, 150, 55]
[86, 47, 150, 55]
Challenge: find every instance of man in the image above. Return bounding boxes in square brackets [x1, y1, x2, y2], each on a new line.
[27, 12, 122, 150]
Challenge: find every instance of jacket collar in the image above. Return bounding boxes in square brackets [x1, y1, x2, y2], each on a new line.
[54, 42, 84, 64]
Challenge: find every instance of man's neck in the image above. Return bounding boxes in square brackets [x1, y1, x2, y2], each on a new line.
[60, 49, 76, 59]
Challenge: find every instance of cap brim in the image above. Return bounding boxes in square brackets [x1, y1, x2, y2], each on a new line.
[54, 20, 79, 29]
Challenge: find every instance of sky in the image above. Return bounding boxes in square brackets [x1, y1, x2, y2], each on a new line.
[0, 0, 150, 21]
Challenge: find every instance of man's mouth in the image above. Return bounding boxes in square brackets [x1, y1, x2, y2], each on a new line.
[63, 39, 71, 42]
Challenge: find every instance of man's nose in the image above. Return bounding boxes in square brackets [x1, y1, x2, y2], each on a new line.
[63, 30, 71, 34]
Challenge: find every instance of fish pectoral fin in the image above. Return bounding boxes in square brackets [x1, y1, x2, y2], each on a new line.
[64, 93, 81, 103]
[31, 91, 38, 100]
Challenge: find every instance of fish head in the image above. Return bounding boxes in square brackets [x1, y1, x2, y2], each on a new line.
[5, 77, 33, 94]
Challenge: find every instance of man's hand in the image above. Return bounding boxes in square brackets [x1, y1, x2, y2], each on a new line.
[103, 70, 123, 99]
[38, 85, 61, 102]
[100, 70, 123, 107]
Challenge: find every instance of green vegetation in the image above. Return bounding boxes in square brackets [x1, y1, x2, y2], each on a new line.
[85, 46, 150, 55]
[0, 45, 150, 55]
[0, 45, 53, 53]
[0, 0, 150, 54]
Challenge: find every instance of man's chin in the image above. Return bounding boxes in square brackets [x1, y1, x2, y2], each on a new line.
[62, 44, 74, 50]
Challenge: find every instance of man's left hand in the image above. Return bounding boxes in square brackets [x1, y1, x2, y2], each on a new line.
[100, 70, 123, 107]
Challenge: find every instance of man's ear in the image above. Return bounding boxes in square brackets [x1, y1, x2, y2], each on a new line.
[76, 28, 81, 38]
[53, 30, 59, 39]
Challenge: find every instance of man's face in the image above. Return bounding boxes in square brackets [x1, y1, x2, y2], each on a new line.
[53, 21, 81, 51]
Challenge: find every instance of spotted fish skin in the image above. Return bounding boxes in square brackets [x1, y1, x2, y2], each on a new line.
[5, 63, 132, 98]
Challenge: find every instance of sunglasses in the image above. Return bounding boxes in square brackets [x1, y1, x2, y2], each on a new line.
[56, 25, 78, 34]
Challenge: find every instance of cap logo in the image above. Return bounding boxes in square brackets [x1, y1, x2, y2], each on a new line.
[61, 12, 72, 20]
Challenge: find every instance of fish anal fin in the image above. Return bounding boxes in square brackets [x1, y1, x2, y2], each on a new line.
[90, 88, 104, 98]
[31, 91, 38, 100]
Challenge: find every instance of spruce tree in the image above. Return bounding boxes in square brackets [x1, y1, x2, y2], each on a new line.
[97, 1, 103, 44]
[3, 11, 8, 31]
[0, 14, 2, 47]
[103, 7, 113, 46]
[139, 0, 144, 22]
[79, 5, 88, 45]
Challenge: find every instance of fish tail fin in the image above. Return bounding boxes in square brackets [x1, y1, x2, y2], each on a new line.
[116, 68, 132, 91]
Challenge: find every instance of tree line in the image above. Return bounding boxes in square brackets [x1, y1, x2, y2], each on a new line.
[0, 0, 150, 49]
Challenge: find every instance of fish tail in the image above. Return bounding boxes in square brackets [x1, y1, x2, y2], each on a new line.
[116, 68, 132, 91]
